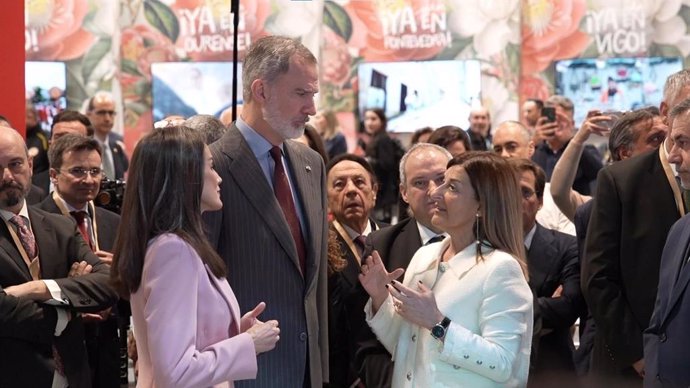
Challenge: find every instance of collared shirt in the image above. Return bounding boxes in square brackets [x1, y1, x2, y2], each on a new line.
[524, 224, 537, 251]
[94, 134, 115, 180]
[416, 222, 446, 245]
[235, 117, 306, 233]
[1, 201, 69, 388]
[342, 220, 373, 241]
[53, 194, 94, 243]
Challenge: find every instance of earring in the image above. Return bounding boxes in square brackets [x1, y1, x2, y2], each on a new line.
[475, 212, 482, 256]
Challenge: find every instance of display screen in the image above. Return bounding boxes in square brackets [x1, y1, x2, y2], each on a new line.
[357, 60, 481, 132]
[25, 61, 67, 131]
[151, 62, 242, 122]
[555, 57, 683, 125]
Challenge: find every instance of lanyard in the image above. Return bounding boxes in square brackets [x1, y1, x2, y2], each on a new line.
[659, 146, 685, 217]
[332, 219, 379, 265]
[51, 192, 101, 251]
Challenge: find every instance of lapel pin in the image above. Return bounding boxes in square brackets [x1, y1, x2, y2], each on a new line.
[306, 166, 312, 172]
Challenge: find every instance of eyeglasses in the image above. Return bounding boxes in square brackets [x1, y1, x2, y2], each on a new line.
[61, 167, 103, 179]
[93, 110, 116, 116]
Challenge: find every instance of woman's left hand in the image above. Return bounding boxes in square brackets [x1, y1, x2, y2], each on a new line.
[388, 280, 444, 330]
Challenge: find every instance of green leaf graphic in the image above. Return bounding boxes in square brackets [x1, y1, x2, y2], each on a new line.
[144, 0, 180, 43]
[324, 1, 353, 42]
[81, 37, 112, 82]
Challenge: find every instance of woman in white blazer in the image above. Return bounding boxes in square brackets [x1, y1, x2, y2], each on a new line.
[112, 126, 280, 387]
[360, 152, 533, 387]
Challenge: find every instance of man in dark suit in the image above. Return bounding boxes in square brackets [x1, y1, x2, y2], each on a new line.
[511, 158, 582, 387]
[644, 97, 690, 388]
[583, 69, 690, 386]
[36, 134, 123, 388]
[357, 143, 451, 387]
[203, 36, 328, 388]
[324, 154, 383, 387]
[86, 92, 128, 180]
[32, 110, 94, 194]
[0, 126, 118, 388]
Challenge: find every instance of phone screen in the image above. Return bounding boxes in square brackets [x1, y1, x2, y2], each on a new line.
[542, 107, 556, 123]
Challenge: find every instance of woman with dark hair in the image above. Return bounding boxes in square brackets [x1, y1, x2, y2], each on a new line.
[362, 108, 402, 223]
[360, 152, 533, 387]
[313, 109, 347, 159]
[111, 126, 280, 388]
[296, 123, 330, 163]
[428, 125, 472, 156]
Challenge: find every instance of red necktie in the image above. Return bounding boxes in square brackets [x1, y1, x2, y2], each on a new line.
[70, 211, 93, 250]
[270, 146, 306, 275]
[9, 215, 36, 259]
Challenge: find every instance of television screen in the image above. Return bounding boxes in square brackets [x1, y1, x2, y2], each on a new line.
[25, 61, 67, 131]
[555, 57, 683, 126]
[151, 62, 242, 122]
[357, 60, 482, 133]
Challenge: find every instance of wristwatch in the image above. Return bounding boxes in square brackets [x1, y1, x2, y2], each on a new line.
[430, 317, 451, 340]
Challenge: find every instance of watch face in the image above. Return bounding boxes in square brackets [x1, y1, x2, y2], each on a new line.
[431, 325, 445, 339]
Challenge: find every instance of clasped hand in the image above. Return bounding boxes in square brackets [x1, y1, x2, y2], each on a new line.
[240, 301, 280, 355]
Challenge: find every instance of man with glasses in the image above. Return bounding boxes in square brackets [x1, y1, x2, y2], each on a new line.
[37, 134, 122, 388]
[0, 126, 117, 387]
[508, 158, 582, 387]
[86, 91, 128, 180]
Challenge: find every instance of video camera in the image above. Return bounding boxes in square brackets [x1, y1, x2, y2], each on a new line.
[95, 178, 126, 214]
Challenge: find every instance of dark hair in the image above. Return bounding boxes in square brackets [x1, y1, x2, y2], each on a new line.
[111, 126, 225, 297]
[608, 108, 657, 161]
[48, 133, 102, 171]
[410, 127, 433, 144]
[428, 125, 472, 152]
[446, 151, 527, 278]
[183, 114, 227, 145]
[507, 158, 546, 199]
[52, 109, 93, 136]
[300, 124, 329, 163]
[364, 108, 388, 132]
[326, 153, 377, 184]
[526, 98, 544, 111]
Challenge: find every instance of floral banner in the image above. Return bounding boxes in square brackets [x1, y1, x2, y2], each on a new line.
[319, 0, 521, 143]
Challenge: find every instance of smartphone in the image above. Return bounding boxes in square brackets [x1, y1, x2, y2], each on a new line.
[542, 107, 556, 123]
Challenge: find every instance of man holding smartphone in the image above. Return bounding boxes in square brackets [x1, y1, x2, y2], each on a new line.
[532, 95, 603, 196]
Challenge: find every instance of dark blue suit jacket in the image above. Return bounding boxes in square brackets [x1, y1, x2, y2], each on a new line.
[644, 214, 690, 387]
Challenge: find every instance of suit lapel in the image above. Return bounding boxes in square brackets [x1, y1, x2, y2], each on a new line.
[28, 208, 62, 279]
[220, 127, 302, 274]
[661, 220, 690, 326]
[388, 218, 423, 270]
[206, 265, 242, 335]
[527, 225, 557, 296]
[0, 222, 32, 281]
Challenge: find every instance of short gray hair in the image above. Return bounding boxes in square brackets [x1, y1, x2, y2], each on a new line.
[494, 120, 531, 144]
[242, 36, 317, 102]
[670, 97, 690, 120]
[183, 114, 227, 145]
[663, 69, 690, 105]
[546, 95, 574, 113]
[399, 143, 452, 186]
[608, 108, 655, 161]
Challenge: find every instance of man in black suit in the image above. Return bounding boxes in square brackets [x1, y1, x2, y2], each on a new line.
[32, 110, 93, 194]
[357, 143, 451, 387]
[644, 97, 690, 388]
[510, 158, 582, 387]
[0, 126, 117, 388]
[36, 134, 123, 388]
[86, 92, 128, 180]
[583, 69, 690, 386]
[325, 154, 383, 387]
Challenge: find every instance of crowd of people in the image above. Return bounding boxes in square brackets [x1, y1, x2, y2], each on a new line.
[2, 34, 690, 388]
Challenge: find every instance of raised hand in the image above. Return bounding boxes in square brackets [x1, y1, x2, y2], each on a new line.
[241, 302, 266, 333]
[358, 250, 404, 312]
[246, 320, 280, 355]
[388, 280, 443, 330]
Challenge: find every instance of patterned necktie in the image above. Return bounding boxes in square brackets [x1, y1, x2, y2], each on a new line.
[70, 211, 93, 250]
[354, 235, 367, 259]
[270, 146, 306, 275]
[102, 142, 115, 180]
[9, 215, 36, 259]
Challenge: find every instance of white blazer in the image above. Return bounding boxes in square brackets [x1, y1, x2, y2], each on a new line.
[366, 240, 533, 387]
